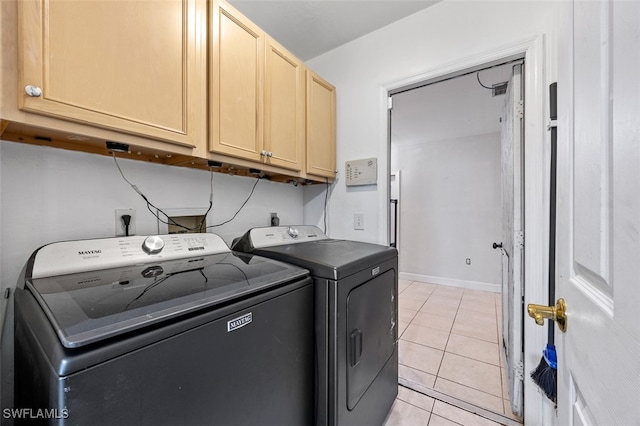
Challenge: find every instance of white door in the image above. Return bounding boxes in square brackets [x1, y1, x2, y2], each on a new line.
[554, 1, 640, 424]
[500, 63, 524, 417]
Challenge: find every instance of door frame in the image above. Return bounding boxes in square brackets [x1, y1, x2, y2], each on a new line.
[389, 170, 401, 250]
[383, 35, 549, 425]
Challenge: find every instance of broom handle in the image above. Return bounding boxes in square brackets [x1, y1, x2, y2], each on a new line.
[548, 83, 558, 345]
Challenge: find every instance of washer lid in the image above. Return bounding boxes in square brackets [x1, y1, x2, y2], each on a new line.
[26, 251, 308, 348]
[232, 226, 398, 280]
[244, 240, 397, 280]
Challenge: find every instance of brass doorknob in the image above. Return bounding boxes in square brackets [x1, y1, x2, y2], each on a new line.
[527, 298, 567, 332]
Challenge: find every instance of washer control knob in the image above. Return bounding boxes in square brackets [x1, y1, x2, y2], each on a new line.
[287, 226, 299, 238]
[142, 236, 165, 255]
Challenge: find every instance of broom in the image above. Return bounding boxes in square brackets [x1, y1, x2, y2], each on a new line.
[530, 82, 558, 404]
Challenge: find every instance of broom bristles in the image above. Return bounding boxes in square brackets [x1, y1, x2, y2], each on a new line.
[530, 356, 557, 404]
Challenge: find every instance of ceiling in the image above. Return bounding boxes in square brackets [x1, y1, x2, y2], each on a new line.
[227, 1, 442, 61]
[391, 63, 514, 144]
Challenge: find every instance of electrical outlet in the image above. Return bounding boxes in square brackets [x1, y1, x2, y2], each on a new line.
[270, 212, 280, 226]
[354, 213, 364, 230]
[115, 209, 136, 237]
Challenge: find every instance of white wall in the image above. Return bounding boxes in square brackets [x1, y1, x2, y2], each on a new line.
[392, 132, 502, 288]
[0, 141, 303, 292]
[390, 64, 512, 290]
[303, 0, 554, 245]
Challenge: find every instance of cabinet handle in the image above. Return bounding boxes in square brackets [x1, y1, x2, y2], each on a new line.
[260, 150, 267, 157]
[267, 152, 273, 158]
[24, 85, 42, 97]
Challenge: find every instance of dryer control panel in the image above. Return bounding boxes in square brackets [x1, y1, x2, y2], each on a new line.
[238, 225, 329, 249]
[32, 233, 230, 278]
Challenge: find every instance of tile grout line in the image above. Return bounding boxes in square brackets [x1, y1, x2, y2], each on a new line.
[402, 360, 504, 401]
[400, 282, 518, 421]
[418, 286, 505, 404]
[395, 391, 435, 415]
[428, 289, 451, 383]
[443, 293, 505, 400]
[399, 379, 522, 426]
[444, 343, 503, 368]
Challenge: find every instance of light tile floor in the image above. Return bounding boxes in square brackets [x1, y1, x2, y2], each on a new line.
[383, 279, 524, 425]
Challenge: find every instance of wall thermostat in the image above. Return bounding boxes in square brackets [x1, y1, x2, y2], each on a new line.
[345, 158, 377, 186]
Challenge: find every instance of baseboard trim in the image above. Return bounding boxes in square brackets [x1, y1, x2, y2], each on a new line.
[399, 273, 501, 293]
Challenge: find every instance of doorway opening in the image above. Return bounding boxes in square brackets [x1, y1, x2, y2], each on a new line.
[389, 59, 524, 423]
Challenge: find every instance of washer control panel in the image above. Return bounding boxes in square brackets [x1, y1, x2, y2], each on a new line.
[244, 225, 328, 249]
[32, 233, 230, 278]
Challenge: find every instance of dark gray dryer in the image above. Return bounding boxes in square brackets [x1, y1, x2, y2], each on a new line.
[13, 233, 314, 426]
[232, 225, 398, 426]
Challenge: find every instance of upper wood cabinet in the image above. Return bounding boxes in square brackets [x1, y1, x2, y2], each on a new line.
[210, 1, 305, 172]
[306, 70, 336, 179]
[5, 0, 335, 183]
[209, 0, 265, 162]
[264, 37, 305, 171]
[17, 0, 207, 150]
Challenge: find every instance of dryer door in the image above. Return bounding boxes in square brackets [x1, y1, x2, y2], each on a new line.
[346, 269, 396, 410]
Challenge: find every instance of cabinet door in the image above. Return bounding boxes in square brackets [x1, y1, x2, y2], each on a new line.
[306, 70, 336, 179]
[210, 0, 264, 162]
[264, 38, 305, 171]
[18, 0, 206, 149]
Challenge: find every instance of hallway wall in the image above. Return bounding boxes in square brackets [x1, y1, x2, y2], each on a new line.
[392, 133, 502, 289]
[391, 65, 513, 290]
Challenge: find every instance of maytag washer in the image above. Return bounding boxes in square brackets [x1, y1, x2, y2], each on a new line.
[13, 233, 314, 425]
[232, 225, 398, 426]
